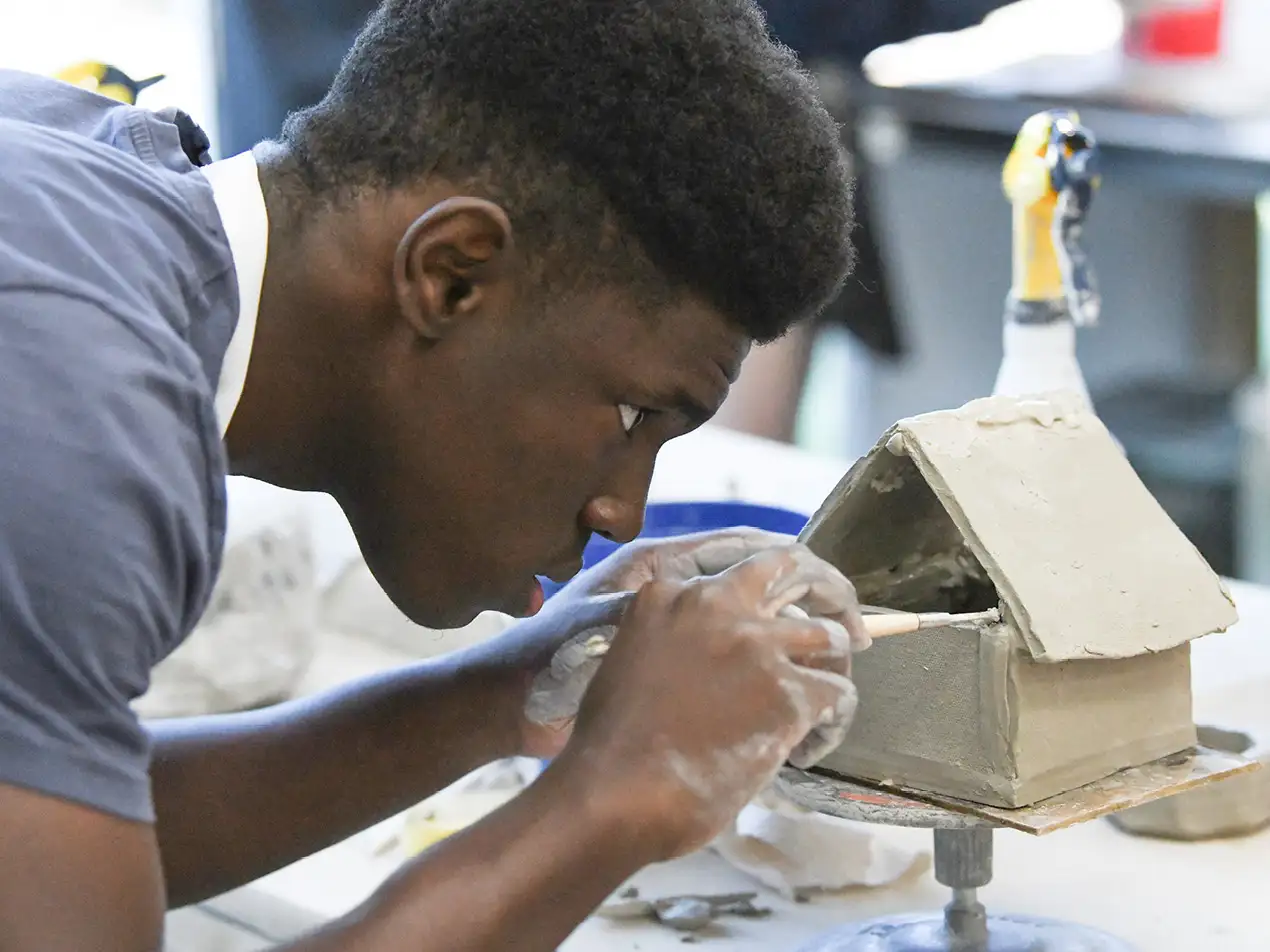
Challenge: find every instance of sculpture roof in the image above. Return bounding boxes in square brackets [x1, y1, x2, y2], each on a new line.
[802, 393, 1237, 662]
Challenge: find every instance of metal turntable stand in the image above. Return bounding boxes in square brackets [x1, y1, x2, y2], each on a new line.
[773, 746, 1257, 952]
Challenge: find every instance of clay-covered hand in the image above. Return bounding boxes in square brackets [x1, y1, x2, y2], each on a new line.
[500, 529, 867, 758]
[556, 527, 804, 594]
[554, 545, 863, 860]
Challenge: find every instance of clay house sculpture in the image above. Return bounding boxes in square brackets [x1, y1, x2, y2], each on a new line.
[800, 392, 1238, 809]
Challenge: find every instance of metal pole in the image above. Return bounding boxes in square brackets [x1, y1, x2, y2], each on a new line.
[933, 828, 993, 950]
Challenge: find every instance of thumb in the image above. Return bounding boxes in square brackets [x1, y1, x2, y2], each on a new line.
[787, 669, 858, 769]
[525, 637, 608, 726]
[554, 590, 634, 632]
[656, 528, 798, 582]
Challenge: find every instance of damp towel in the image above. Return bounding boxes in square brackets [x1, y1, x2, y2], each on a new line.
[709, 787, 931, 899]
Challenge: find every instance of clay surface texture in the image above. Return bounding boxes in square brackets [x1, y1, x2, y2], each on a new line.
[802, 393, 1238, 808]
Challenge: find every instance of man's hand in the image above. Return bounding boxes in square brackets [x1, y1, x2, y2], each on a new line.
[554, 543, 865, 859]
[486, 528, 863, 759]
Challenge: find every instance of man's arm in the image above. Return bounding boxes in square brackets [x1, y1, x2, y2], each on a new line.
[152, 529, 818, 906]
[0, 750, 653, 952]
[152, 586, 633, 905]
[283, 749, 659, 952]
[0, 288, 220, 948]
[0, 785, 167, 952]
[150, 650, 525, 906]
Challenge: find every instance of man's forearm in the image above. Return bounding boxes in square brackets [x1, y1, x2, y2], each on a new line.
[149, 650, 525, 906]
[283, 751, 661, 952]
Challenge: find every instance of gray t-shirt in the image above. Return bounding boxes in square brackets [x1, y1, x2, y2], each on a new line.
[0, 70, 237, 822]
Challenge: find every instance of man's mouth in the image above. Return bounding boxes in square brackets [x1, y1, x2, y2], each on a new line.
[541, 558, 584, 586]
[524, 578, 546, 616]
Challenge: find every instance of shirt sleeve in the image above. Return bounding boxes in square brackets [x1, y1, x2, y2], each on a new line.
[0, 287, 222, 822]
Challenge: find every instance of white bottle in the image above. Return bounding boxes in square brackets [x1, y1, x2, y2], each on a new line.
[993, 314, 1092, 407]
[992, 295, 1123, 454]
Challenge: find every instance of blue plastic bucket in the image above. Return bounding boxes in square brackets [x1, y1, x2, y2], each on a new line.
[538, 500, 810, 600]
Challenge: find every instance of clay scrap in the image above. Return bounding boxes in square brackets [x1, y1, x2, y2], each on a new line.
[596, 889, 771, 934]
[801, 392, 1238, 809]
[1110, 725, 1270, 840]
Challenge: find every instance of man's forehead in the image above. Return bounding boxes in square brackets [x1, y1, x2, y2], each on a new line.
[644, 299, 750, 425]
[548, 287, 744, 423]
[661, 294, 748, 360]
[564, 288, 745, 368]
[654, 301, 747, 387]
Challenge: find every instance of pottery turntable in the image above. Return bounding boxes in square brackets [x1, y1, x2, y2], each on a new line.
[775, 749, 1255, 952]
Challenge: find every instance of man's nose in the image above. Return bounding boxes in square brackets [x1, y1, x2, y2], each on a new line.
[583, 456, 654, 544]
[582, 494, 647, 544]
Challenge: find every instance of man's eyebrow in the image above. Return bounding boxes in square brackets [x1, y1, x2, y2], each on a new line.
[676, 355, 737, 425]
[670, 387, 720, 427]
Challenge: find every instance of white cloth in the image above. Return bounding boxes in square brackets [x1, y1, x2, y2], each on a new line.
[199, 150, 268, 435]
[710, 789, 930, 899]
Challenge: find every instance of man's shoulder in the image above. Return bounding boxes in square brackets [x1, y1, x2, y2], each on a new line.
[0, 69, 126, 137]
[0, 68, 230, 281]
[0, 103, 224, 280]
[0, 73, 234, 824]
[0, 69, 201, 172]
[0, 99, 238, 392]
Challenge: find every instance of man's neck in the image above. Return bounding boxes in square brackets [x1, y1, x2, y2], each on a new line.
[223, 149, 347, 491]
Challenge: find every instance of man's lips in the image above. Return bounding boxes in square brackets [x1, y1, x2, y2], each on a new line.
[518, 559, 584, 617]
[525, 579, 546, 616]
[541, 559, 584, 586]
[503, 551, 588, 618]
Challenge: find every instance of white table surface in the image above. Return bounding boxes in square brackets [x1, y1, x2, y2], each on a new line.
[176, 425, 1270, 951]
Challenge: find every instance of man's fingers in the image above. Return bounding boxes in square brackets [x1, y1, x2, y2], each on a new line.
[524, 620, 619, 726]
[579, 591, 636, 626]
[587, 528, 797, 594]
[764, 614, 852, 675]
[784, 667, 858, 769]
[761, 547, 866, 649]
[656, 527, 797, 579]
[715, 545, 869, 651]
[789, 711, 855, 769]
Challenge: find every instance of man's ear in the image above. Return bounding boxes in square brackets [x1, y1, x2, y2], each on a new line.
[393, 197, 516, 341]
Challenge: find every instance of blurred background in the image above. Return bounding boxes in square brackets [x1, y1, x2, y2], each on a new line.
[6, 0, 1270, 582]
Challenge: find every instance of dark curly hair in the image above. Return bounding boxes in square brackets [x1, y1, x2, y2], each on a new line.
[280, 0, 854, 341]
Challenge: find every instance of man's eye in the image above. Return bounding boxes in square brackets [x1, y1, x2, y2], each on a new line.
[618, 404, 647, 434]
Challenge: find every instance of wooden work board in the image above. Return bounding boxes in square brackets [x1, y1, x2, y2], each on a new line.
[777, 744, 1260, 836]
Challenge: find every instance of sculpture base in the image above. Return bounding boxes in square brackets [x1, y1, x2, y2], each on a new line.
[795, 911, 1136, 952]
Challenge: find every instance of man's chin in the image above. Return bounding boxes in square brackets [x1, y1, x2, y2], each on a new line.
[396, 577, 545, 630]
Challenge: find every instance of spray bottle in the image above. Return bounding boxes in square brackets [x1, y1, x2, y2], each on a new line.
[994, 110, 1101, 405]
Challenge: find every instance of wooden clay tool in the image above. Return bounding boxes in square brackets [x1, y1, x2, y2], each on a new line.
[573, 607, 1002, 661]
[860, 607, 1001, 639]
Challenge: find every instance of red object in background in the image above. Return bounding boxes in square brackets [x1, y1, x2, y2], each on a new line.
[1125, 1, 1224, 60]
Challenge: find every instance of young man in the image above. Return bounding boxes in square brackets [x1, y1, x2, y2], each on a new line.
[0, 1, 865, 948]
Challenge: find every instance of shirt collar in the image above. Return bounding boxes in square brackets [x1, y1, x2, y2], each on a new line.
[199, 150, 269, 437]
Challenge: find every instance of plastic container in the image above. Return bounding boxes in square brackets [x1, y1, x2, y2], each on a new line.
[1120, 0, 1270, 117]
[1124, 0, 1224, 61]
[538, 501, 811, 600]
